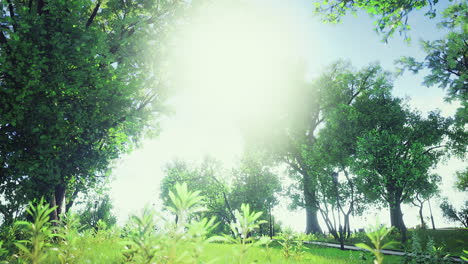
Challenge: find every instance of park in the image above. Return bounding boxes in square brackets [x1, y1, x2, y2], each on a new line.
[0, 0, 466, 263]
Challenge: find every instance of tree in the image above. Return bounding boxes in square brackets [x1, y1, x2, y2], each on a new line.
[160, 157, 234, 232]
[410, 174, 440, 229]
[350, 95, 450, 241]
[244, 61, 394, 234]
[397, 2, 468, 125]
[440, 199, 468, 227]
[0, 0, 183, 222]
[314, 0, 440, 42]
[455, 168, 468, 191]
[77, 193, 117, 230]
[230, 151, 281, 236]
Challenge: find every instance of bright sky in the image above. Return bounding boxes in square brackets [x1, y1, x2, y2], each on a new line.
[109, 0, 466, 232]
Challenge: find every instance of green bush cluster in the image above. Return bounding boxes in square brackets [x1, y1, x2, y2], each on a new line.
[0, 183, 273, 264]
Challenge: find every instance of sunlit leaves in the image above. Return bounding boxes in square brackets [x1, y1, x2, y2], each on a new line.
[0, 0, 184, 220]
[396, 2, 468, 126]
[314, 0, 439, 42]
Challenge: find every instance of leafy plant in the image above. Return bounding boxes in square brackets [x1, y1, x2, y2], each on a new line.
[222, 203, 269, 264]
[403, 233, 451, 264]
[14, 198, 60, 264]
[124, 206, 160, 264]
[425, 238, 451, 264]
[56, 213, 81, 264]
[355, 224, 398, 264]
[167, 182, 206, 229]
[461, 249, 468, 262]
[278, 227, 295, 259]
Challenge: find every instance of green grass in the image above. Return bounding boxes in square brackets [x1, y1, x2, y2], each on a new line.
[200, 243, 402, 264]
[311, 228, 468, 256]
[409, 229, 468, 256]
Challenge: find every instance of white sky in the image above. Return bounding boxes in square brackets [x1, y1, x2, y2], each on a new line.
[109, 0, 466, 232]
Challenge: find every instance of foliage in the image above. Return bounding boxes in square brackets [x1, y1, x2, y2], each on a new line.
[4, 199, 462, 264]
[13, 198, 60, 264]
[230, 151, 281, 236]
[77, 193, 117, 230]
[166, 182, 206, 227]
[314, 0, 440, 42]
[277, 228, 307, 260]
[355, 224, 398, 264]
[347, 94, 450, 240]
[402, 233, 451, 264]
[440, 199, 468, 227]
[462, 250, 468, 262]
[455, 168, 468, 192]
[396, 2, 468, 126]
[257, 61, 394, 234]
[160, 157, 232, 232]
[201, 243, 403, 264]
[0, 0, 184, 222]
[278, 228, 295, 259]
[220, 203, 269, 264]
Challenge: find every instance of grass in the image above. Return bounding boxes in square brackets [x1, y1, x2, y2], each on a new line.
[200, 242, 402, 264]
[311, 228, 468, 256]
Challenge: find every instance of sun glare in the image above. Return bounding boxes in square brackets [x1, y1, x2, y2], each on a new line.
[171, 0, 306, 125]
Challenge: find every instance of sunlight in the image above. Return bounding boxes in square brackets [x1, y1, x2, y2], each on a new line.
[171, 0, 306, 126]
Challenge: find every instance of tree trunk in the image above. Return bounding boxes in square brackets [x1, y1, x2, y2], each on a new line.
[428, 199, 436, 230]
[305, 191, 322, 234]
[344, 213, 351, 238]
[55, 184, 66, 217]
[389, 202, 407, 242]
[318, 207, 338, 239]
[65, 187, 80, 213]
[49, 194, 58, 223]
[269, 206, 273, 238]
[418, 203, 426, 228]
[304, 175, 322, 234]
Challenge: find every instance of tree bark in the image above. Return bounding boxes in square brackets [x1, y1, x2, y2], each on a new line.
[305, 205, 322, 234]
[54, 184, 66, 217]
[303, 171, 322, 234]
[389, 201, 407, 242]
[48, 194, 58, 223]
[304, 182, 322, 234]
[418, 203, 426, 228]
[344, 213, 351, 238]
[428, 199, 436, 230]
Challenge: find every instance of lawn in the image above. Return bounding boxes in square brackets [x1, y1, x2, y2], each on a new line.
[200, 243, 402, 264]
[310, 228, 468, 256]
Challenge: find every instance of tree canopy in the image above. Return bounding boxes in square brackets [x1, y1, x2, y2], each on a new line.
[0, 0, 182, 222]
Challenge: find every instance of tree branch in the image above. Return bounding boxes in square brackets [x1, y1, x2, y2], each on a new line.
[423, 144, 446, 155]
[6, 0, 16, 32]
[86, 1, 101, 29]
[0, 31, 8, 44]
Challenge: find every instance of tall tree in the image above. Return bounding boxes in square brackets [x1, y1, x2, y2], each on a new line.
[350, 95, 450, 241]
[230, 151, 282, 236]
[0, 0, 183, 222]
[245, 61, 394, 234]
